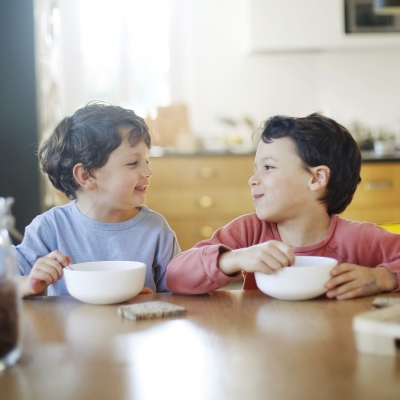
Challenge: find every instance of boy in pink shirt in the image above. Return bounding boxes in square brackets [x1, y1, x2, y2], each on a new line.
[166, 113, 400, 299]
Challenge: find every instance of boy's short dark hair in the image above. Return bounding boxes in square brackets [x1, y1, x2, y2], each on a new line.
[260, 113, 362, 215]
[39, 101, 151, 200]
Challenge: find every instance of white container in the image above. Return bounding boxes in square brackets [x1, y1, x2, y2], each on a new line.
[353, 305, 400, 357]
[255, 256, 338, 301]
[64, 261, 146, 305]
[373, 139, 396, 156]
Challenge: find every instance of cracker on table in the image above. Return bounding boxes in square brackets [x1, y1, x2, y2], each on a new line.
[118, 301, 187, 320]
[372, 297, 400, 309]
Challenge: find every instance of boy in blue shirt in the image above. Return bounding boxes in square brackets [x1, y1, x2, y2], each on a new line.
[16, 101, 180, 297]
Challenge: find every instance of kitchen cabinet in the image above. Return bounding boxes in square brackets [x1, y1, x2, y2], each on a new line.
[146, 155, 255, 250]
[340, 162, 400, 223]
[250, 0, 400, 53]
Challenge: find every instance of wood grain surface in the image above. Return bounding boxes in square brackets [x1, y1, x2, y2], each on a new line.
[1, 291, 400, 400]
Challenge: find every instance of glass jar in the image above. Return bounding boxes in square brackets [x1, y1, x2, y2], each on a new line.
[0, 197, 21, 371]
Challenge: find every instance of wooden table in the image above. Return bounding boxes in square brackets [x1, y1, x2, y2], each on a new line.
[1, 291, 400, 400]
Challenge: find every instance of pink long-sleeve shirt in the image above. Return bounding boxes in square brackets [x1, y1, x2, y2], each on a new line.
[166, 213, 400, 294]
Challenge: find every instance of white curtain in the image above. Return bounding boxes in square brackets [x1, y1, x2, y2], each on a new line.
[59, 0, 171, 117]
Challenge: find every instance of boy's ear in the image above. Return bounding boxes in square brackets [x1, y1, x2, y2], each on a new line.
[308, 165, 330, 191]
[73, 163, 96, 190]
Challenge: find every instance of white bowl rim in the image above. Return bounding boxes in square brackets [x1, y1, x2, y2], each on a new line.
[254, 256, 338, 274]
[66, 261, 146, 273]
[290, 256, 338, 267]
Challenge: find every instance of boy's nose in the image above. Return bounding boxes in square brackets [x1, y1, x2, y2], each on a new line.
[248, 174, 259, 187]
[144, 166, 153, 177]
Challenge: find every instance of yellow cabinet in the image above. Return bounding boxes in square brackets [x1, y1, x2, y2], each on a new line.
[340, 163, 400, 223]
[146, 155, 255, 250]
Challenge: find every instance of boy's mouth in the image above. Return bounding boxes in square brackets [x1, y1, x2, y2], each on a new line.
[253, 194, 264, 202]
[135, 185, 148, 192]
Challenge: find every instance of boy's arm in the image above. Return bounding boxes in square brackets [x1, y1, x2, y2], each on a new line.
[14, 213, 71, 297]
[166, 214, 289, 294]
[219, 241, 294, 276]
[166, 243, 240, 294]
[166, 216, 255, 294]
[13, 214, 53, 277]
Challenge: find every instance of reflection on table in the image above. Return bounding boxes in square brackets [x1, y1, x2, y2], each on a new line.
[1, 291, 400, 399]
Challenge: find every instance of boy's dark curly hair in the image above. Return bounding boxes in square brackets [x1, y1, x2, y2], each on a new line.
[39, 101, 151, 200]
[260, 113, 362, 215]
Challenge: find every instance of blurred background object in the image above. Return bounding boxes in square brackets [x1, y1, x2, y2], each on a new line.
[146, 104, 192, 149]
[0, 0, 41, 242]
[374, 0, 400, 15]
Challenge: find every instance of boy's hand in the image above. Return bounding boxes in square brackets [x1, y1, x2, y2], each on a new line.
[139, 287, 153, 294]
[22, 251, 72, 297]
[325, 263, 398, 300]
[219, 240, 295, 276]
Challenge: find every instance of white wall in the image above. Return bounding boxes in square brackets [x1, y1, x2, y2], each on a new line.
[172, 0, 400, 138]
[57, 0, 400, 139]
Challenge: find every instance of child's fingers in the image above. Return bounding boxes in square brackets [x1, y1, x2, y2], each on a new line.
[326, 277, 359, 298]
[334, 288, 361, 300]
[46, 250, 70, 267]
[255, 254, 292, 275]
[28, 270, 57, 295]
[333, 280, 379, 300]
[30, 278, 47, 294]
[253, 260, 277, 275]
[259, 242, 294, 272]
[32, 265, 60, 284]
[330, 263, 354, 277]
[261, 254, 288, 272]
[29, 257, 68, 295]
[34, 258, 64, 281]
[264, 251, 291, 271]
[45, 258, 64, 280]
[139, 287, 153, 294]
[325, 271, 355, 290]
[274, 242, 296, 265]
[326, 266, 380, 299]
[336, 288, 365, 300]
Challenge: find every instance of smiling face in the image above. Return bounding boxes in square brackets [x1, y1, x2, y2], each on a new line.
[89, 130, 152, 217]
[249, 137, 316, 223]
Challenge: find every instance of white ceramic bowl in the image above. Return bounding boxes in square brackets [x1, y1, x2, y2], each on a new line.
[254, 256, 338, 301]
[64, 261, 146, 305]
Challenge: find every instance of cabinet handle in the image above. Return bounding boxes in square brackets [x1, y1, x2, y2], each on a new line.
[198, 166, 214, 178]
[199, 225, 214, 238]
[198, 196, 213, 208]
[363, 181, 392, 191]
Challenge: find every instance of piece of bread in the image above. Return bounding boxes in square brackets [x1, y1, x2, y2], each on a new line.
[118, 301, 187, 320]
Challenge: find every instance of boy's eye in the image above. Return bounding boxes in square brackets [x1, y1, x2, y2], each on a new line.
[264, 165, 274, 170]
[127, 161, 138, 166]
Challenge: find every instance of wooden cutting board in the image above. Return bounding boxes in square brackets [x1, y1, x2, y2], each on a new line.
[146, 104, 189, 147]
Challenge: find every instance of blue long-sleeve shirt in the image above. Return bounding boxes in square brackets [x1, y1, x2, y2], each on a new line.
[14, 201, 180, 295]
